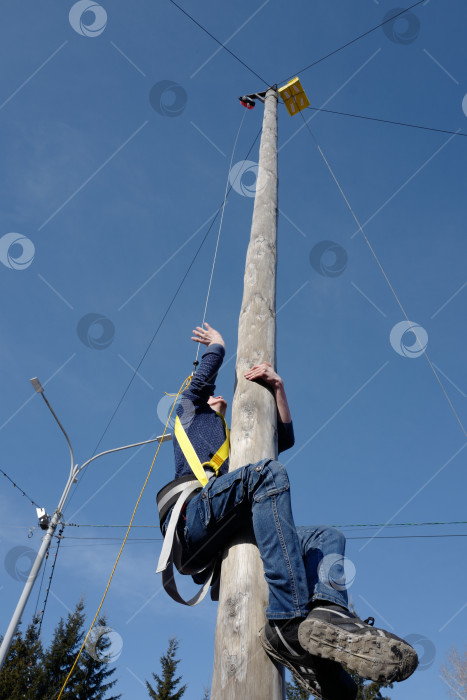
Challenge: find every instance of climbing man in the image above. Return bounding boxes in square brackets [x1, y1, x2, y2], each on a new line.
[157, 322, 418, 699]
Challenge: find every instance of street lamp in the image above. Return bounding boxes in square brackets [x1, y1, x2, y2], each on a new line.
[0, 377, 172, 671]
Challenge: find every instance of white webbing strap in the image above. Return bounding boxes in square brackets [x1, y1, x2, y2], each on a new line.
[161, 556, 215, 607]
[156, 480, 216, 606]
[156, 481, 199, 573]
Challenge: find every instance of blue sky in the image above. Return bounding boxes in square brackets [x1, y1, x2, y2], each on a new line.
[1, 0, 466, 698]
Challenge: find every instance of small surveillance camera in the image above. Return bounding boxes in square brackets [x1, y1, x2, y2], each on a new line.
[36, 508, 50, 530]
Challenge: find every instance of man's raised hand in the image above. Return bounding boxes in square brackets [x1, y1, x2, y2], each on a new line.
[191, 322, 225, 348]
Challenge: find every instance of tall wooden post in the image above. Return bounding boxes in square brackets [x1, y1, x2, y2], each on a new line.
[211, 87, 283, 699]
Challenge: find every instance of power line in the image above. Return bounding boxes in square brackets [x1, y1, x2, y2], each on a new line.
[303, 105, 466, 139]
[64, 520, 467, 529]
[167, 0, 270, 86]
[33, 550, 49, 621]
[35, 527, 64, 633]
[168, 0, 461, 144]
[279, 0, 427, 84]
[168, 0, 427, 96]
[347, 534, 467, 540]
[340, 520, 467, 529]
[62, 540, 163, 542]
[339, 521, 467, 529]
[60, 542, 158, 547]
[0, 467, 41, 509]
[57, 533, 467, 544]
[66, 523, 160, 528]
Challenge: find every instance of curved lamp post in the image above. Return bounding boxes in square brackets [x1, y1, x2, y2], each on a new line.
[0, 377, 171, 671]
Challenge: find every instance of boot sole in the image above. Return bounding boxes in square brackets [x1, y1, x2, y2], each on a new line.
[298, 618, 418, 683]
[258, 628, 325, 699]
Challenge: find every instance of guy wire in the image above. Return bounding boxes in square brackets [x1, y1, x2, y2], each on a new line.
[294, 104, 466, 437]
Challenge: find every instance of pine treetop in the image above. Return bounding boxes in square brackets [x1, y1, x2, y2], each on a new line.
[146, 637, 187, 700]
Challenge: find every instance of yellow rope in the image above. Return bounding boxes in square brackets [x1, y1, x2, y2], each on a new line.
[56, 375, 192, 699]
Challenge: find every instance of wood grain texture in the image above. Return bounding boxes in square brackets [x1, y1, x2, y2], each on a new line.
[211, 88, 284, 700]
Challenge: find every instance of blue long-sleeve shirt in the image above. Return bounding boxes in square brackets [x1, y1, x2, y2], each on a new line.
[173, 344, 294, 479]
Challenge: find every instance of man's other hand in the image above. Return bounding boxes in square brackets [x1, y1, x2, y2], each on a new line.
[244, 362, 282, 389]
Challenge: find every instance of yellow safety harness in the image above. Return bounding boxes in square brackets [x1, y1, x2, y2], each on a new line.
[156, 410, 230, 606]
[174, 412, 230, 486]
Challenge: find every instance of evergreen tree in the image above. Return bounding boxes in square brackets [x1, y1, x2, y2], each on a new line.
[285, 670, 392, 700]
[41, 600, 120, 700]
[349, 671, 392, 700]
[0, 621, 44, 700]
[0, 599, 120, 700]
[78, 622, 121, 700]
[40, 598, 87, 698]
[146, 637, 186, 700]
[286, 677, 311, 699]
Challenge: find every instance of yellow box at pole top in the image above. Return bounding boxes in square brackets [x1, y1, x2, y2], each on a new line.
[278, 77, 310, 116]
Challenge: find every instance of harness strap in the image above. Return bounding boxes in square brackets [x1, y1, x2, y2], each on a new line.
[156, 474, 198, 527]
[174, 412, 230, 486]
[161, 558, 215, 607]
[156, 476, 219, 606]
[156, 481, 200, 574]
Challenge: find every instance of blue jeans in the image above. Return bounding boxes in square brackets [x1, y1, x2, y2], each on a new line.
[177, 459, 348, 619]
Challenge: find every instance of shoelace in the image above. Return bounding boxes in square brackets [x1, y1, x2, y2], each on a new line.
[363, 616, 375, 626]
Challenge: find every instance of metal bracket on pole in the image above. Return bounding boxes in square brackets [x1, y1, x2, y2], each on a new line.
[239, 85, 277, 109]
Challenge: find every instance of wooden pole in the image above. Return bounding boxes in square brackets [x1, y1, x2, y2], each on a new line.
[211, 87, 283, 699]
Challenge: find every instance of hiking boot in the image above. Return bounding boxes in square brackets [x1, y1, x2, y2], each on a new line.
[298, 604, 418, 684]
[260, 620, 357, 700]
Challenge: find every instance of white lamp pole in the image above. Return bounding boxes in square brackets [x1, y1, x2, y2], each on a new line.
[0, 377, 171, 671]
